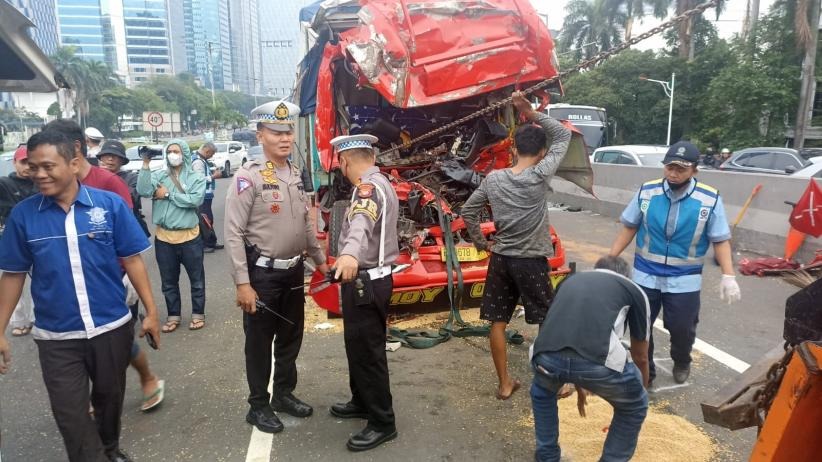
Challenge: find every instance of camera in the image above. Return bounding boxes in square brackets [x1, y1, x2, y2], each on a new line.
[138, 145, 163, 159]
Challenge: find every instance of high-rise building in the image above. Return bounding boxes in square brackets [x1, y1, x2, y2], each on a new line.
[55, 0, 117, 68]
[5, 0, 59, 56]
[228, 0, 260, 96]
[257, 0, 314, 99]
[121, 0, 173, 83]
[181, 0, 233, 91]
[167, 0, 187, 75]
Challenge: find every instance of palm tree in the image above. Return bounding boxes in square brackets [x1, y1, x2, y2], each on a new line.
[621, 0, 671, 40]
[560, 0, 628, 61]
[50, 47, 119, 127]
[675, 0, 726, 60]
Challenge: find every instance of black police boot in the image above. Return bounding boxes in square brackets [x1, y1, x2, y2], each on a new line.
[271, 393, 313, 418]
[330, 401, 368, 419]
[346, 426, 398, 452]
[673, 362, 691, 384]
[246, 407, 284, 433]
[107, 449, 133, 462]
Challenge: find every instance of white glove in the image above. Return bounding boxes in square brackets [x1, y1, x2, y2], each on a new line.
[719, 274, 741, 304]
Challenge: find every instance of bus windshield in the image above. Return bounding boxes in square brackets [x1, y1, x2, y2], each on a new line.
[546, 106, 608, 152]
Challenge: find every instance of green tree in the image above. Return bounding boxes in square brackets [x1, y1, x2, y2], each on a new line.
[560, 0, 628, 61]
[621, 0, 671, 39]
[51, 47, 119, 127]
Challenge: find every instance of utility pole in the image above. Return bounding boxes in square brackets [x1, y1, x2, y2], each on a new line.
[794, 0, 821, 149]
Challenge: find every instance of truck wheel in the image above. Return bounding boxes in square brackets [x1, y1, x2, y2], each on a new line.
[328, 200, 349, 257]
[224, 161, 231, 177]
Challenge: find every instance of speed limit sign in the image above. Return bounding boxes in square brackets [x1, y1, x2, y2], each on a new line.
[147, 112, 164, 128]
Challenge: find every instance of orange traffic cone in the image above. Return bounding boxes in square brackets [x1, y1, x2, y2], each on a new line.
[784, 227, 806, 261]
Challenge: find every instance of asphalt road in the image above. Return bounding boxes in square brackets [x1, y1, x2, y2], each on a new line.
[0, 179, 797, 461]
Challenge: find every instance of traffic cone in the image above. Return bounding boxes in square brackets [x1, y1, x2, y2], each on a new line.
[784, 227, 806, 261]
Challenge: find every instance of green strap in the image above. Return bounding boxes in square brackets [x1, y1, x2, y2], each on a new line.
[388, 199, 522, 349]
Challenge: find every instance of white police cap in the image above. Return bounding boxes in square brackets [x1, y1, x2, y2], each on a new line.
[85, 127, 104, 140]
[330, 134, 379, 153]
[252, 100, 300, 132]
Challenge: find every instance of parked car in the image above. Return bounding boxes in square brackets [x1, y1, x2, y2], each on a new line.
[121, 144, 166, 173]
[0, 150, 14, 177]
[247, 145, 263, 161]
[792, 162, 822, 178]
[212, 141, 248, 176]
[718, 147, 811, 175]
[591, 145, 668, 166]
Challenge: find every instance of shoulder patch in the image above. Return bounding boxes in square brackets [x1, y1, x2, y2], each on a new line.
[357, 183, 374, 199]
[236, 177, 253, 194]
[349, 198, 379, 221]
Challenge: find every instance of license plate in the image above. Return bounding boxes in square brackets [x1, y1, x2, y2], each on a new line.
[441, 246, 488, 262]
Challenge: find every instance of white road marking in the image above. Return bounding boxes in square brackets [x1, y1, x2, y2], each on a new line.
[651, 383, 691, 392]
[653, 320, 750, 373]
[245, 356, 276, 462]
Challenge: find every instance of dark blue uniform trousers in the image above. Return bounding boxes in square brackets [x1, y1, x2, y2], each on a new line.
[639, 287, 701, 381]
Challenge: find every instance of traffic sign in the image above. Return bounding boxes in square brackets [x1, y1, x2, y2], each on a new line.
[146, 112, 164, 128]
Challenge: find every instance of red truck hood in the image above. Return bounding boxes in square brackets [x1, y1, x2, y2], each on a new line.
[338, 0, 558, 108]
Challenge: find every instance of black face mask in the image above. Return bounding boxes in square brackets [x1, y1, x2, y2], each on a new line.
[667, 179, 690, 191]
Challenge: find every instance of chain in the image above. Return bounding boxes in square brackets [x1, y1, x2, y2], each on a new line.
[753, 342, 794, 432]
[378, 0, 720, 158]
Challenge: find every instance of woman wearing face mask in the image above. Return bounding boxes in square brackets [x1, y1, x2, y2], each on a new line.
[137, 139, 207, 332]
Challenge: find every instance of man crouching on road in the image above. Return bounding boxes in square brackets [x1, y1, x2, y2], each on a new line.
[0, 130, 161, 462]
[531, 256, 650, 462]
[461, 91, 571, 400]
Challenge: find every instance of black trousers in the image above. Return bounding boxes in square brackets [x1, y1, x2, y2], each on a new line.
[640, 287, 701, 381]
[342, 275, 396, 432]
[243, 262, 305, 410]
[35, 321, 133, 462]
[200, 198, 218, 248]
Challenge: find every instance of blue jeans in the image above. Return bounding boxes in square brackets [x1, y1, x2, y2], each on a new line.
[155, 236, 206, 320]
[531, 352, 648, 462]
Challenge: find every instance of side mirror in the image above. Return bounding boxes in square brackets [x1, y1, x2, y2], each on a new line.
[785, 166, 797, 174]
[229, 147, 237, 153]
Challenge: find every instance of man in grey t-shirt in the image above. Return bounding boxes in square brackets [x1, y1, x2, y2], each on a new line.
[461, 91, 570, 400]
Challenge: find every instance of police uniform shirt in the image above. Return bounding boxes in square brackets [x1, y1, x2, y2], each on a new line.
[224, 159, 324, 285]
[0, 185, 150, 340]
[337, 166, 399, 268]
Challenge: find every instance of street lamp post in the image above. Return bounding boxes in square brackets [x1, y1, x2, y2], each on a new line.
[639, 72, 676, 146]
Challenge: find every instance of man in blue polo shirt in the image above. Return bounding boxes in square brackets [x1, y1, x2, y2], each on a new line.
[609, 141, 741, 385]
[0, 130, 162, 462]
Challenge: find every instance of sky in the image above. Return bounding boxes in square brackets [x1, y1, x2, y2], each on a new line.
[530, 0, 778, 50]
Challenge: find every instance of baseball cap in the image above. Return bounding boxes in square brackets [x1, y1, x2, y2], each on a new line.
[97, 140, 128, 161]
[13, 144, 27, 161]
[85, 127, 104, 140]
[662, 141, 700, 168]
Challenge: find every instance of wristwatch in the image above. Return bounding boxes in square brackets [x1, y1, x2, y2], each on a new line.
[163, 192, 170, 199]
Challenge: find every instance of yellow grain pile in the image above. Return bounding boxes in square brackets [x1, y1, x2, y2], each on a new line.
[519, 396, 716, 462]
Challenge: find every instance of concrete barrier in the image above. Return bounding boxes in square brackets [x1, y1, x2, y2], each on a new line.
[551, 164, 821, 263]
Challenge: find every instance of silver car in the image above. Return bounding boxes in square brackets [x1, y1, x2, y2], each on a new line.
[591, 145, 668, 167]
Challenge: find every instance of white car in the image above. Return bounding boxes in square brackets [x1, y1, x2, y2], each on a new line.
[792, 162, 822, 179]
[591, 145, 668, 167]
[212, 141, 248, 176]
[122, 145, 166, 173]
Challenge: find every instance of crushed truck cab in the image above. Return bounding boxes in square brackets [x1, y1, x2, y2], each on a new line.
[296, 0, 593, 313]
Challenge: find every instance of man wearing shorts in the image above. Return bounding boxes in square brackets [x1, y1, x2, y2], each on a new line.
[461, 91, 571, 400]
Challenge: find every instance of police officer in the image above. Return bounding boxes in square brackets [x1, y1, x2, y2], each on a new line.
[329, 134, 400, 452]
[224, 100, 330, 434]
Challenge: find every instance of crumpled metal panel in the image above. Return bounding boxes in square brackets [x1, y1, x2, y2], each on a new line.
[338, 0, 558, 108]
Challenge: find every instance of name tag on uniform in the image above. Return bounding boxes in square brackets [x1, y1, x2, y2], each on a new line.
[262, 184, 280, 191]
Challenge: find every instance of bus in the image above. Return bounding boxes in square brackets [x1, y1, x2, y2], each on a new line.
[546, 104, 608, 153]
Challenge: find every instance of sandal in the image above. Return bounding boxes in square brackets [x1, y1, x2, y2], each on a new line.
[189, 319, 205, 330]
[140, 379, 165, 412]
[161, 320, 180, 333]
[11, 326, 32, 336]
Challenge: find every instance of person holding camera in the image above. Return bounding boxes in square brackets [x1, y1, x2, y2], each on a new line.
[137, 139, 207, 332]
[224, 101, 329, 434]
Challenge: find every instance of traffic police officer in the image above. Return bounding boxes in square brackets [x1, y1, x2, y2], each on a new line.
[224, 100, 329, 434]
[329, 134, 400, 452]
